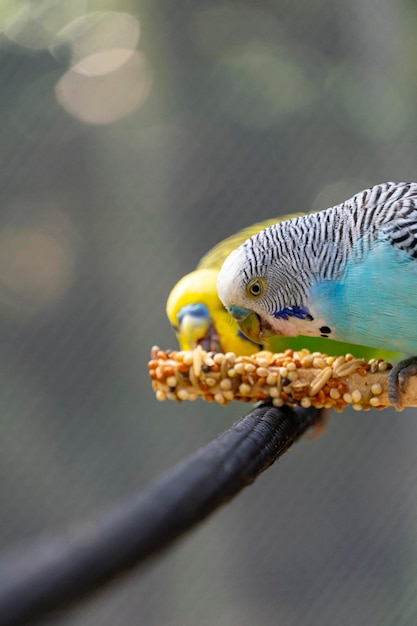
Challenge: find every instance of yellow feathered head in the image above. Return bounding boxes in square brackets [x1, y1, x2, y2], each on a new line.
[166, 268, 260, 355]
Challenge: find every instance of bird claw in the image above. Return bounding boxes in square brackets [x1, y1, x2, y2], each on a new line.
[388, 357, 417, 411]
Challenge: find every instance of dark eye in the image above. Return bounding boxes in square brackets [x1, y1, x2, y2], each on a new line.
[246, 278, 265, 298]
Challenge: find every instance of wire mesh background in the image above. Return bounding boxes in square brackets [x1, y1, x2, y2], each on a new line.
[1, 1, 417, 624]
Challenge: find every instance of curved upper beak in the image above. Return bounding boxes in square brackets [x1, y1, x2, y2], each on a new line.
[176, 303, 221, 352]
[180, 312, 210, 348]
[228, 305, 274, 345]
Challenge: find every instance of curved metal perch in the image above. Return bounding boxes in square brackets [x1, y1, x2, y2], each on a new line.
[0, 402, 323, 626]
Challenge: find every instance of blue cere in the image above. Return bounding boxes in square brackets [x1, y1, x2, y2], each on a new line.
[228, 305, 252, 321]
[273, 306, 311, 321]
[177, 303, 210, 324]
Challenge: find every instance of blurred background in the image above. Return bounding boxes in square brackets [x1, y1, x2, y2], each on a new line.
[1, 0, 417, 624]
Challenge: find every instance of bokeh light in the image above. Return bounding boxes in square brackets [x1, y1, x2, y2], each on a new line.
[2, 0, 87, 50]
[50, 10, 140, 74]
[55, 49, 151, 125]
[0, 207, 77, 316]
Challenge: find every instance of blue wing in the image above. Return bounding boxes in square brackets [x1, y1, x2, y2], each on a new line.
[311, 238, 417, 355]
[310, 190, 417, 353]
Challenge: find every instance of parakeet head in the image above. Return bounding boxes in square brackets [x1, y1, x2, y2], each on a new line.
[217, 220, 330, 345]
[167, 269, 219, 351]
[166, 268, 260, 354]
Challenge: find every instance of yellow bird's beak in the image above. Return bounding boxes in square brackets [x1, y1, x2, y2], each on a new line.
[228, 305, 275, 346]
[176, 303, 221, 352]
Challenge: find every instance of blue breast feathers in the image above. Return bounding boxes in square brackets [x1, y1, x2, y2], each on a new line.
[309, 238, 417, 354]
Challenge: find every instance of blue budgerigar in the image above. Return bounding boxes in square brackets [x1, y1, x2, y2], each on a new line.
[217, 181, 417, 409]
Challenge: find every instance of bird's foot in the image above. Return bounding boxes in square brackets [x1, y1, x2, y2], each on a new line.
[388, 356, 417, 410]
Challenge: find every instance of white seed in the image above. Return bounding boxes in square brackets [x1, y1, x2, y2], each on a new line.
[205, 377, 217, 387]
[272, 397, 284, 407]
[220, 378, 232, 390]
[166, 376, 177, 388]
[352, 403, 363, 411]
[213, 353, 225, 364]
[189, 366, 198, 387]
[334, 359, 365, 377]
[312, 357, 326, 369]
[193, 347, 202, 377]
[177, 388, 190, 400]
[290, 381, 309, 390]
[256, 367, 269, 378]
[309, 366, 333, 397]
[287, 371, 299, 382]
[244, 363, 256, 373]
[300, 396, 312, 408]
[214, 392, 226, 404]
[301, 355, 314, 368]
[257, 358, 270, 367]
[156, 390, 166, 401]
[239, 383, 252, 396]
[371, 383, 383, 396]
[183, 353, 193, 365]
[332, 356, 345, 370]
[269, 387, 279, 398]
[266, 373, 277, 386]
[342, 392, 352, 403]
[329, 388, 341, 400]
[287, 362, 297, 371]
[370, 396, 382, 406]
[279, 367, 288, 377]
[351, 390, 362, 404]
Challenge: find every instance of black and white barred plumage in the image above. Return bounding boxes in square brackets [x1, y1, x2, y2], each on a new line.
[235, 181, 417, 313]
[217, 181, 417, 407]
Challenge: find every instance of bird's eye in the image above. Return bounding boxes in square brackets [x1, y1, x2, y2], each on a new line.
[246, 278, 265, 299]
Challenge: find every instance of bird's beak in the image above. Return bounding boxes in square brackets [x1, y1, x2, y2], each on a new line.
[180, 313, 211, 348]
[228, 305, 275, 345]
[176, 304, 221, 352]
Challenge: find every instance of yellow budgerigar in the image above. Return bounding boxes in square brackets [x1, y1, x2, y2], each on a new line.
[166, 215, 400, 361]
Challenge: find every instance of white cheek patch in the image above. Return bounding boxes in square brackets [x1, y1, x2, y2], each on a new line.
[268, 314, 331, 338]
[217, 248, 247, 307]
